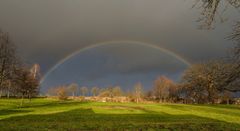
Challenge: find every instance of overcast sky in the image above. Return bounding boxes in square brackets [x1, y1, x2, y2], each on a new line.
[0, 0, 239, 92]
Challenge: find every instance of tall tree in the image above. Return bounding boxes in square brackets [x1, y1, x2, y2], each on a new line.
[192, 0, 240, 91]
[153, 76, 173, 102]
[226, 21, 240, 90]
[194, 0, 239, 29]
[0, 30, 17, 98]
[182, 61, 233, 103]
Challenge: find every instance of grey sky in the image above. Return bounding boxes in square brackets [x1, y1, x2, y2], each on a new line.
[0, 0, 239, 91]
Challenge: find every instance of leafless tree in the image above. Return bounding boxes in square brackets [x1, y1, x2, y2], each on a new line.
[56, 86, 69, 100]
[0, 30, 18, 98]
[112, 86, 123, 97]
[153, 76, 173, 102]
[91, 86, 100, 97]
[194, 0, 221, 29]
[13, 66, 39, 106]
[168, 83, 179, 103]
[182, 61, 235, 103]
[68, 83, 78, 98]
[80, 86, 88, 97]
[194, 0, 239, 29]
[134, 82, 143, 103]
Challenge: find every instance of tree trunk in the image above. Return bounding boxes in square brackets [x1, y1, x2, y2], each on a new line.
[7, 90, 10, 99]
[0, 89, 2, 98]
[29, 94, 32, 102]
[20, 94, 24, 107]
[7, 81, 11, 99]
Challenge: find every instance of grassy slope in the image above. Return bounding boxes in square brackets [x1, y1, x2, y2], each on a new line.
[0, 98, 240, 131]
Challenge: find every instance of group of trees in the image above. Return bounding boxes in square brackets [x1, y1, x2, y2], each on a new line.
[145, 62, 238, 105]
[180, 0, 240, 104]
[41, 0, 240, 104]
[47, 63, 239, 104]
[180, 61, 238, 104]
[47, 84, 123, 100]
[145, 63, 238, 104]
[0, 30, 40, 103]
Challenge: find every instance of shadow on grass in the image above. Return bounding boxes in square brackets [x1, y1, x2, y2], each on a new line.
[0, 109, 32, 116]
[199, 104, 240, 110]
[21, 100, 89, 109]
[163, 104, 240, 117]
[0, 108, 239, 130]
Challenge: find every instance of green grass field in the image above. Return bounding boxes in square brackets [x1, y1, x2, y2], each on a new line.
[0, 98, 240, 130]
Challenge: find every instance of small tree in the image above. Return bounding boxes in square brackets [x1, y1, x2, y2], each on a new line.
[68, 83, 78, 98]
[153, 76, 173, 102]
[56, 86, 68, 100]
[80, 86, 88, 97]
[91, 87, 100, 97]
[112, 86, 122, 97]
[98, 88, 110, 97]
[14, 67, 39, 106]
[134, 82, 143, 103]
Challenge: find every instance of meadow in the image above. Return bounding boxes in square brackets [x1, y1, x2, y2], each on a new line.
[0, 98, 240, 131]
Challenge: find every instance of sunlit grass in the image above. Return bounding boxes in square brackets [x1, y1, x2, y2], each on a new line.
[0, 98, 239, 130]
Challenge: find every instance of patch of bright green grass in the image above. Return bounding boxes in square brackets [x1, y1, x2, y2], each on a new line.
[0, 98, 239, 130]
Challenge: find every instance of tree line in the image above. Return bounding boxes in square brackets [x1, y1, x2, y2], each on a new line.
[47, 63, 239, 104]
[0, 30, 40, 105]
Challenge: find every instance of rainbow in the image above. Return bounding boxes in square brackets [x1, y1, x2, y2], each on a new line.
[40, 40, 191, 84]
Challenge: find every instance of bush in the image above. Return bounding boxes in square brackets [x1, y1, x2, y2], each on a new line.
[57, 87, 68, 100]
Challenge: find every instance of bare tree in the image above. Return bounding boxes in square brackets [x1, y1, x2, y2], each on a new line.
[56, 86, 69, 100]
[0, 30, 17, 98]
[98, 86, 114, 97]
[112, 86, 123, 97]
[181, 61, 234, 103]
[68, 83, 78, 98]
[194, 0, 221, 29]
[153, 76, 173, 102]
[134, 82, 143, 103]
[226, 0, 240, 8]
[194, 0, 239, 29]
[13, 66, 39, 106]
[98, 88, 109, 97]
[191, 1, 240, 91]
[80, 86, 88, 97]
[91, 86, 100, 97]
[168, 83, 179, 102]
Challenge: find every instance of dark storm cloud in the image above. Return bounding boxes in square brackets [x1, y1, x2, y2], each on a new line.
[40, 44, 188, 91]
[0, 0, 239, 75]
[97, 43, 187, 74]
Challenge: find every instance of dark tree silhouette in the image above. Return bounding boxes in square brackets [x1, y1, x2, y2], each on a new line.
[0, 30, 18, 98]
